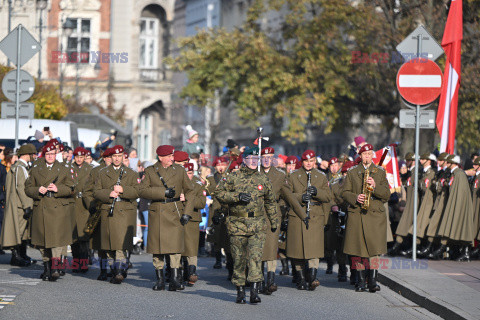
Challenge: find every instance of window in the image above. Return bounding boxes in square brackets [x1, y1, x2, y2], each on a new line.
[138, 113, 153, 161]
[139, 17, 159, 69]
[66, 18, 91, 63]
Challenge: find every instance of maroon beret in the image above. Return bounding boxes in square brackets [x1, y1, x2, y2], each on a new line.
[286, 156, 298, 165]
[42, 141, 56, 154]
[102, 148, 112, 158]
[50, 139, 59, 146]
[156, 145, 175, 157]
[261, 147, 275, 155]
[112, 145, 124, 154]
[329, 157, 338, 166]
[58, 144, 65, 152]
[184, 163, 194, 172]
[301, 150, 316, 161]
[174, 150, 189, 162]
[358, 144, 374, 154]
[73, 147, 86, 156]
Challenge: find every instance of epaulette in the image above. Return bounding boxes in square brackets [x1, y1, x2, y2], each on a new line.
[275, 167, 286, 175]
[375, 164, 385, 171]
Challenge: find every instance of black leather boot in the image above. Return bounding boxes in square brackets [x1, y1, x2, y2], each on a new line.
[259, 262, 266, 293]
[266, 271, 277, 293]
[417, 241, 433, 257]
[387, 241, 402, 256]
[338, 264, 347, 282]
[10, 247, 30, 267]
[183, 258, 189, 282]
[187, 265, 198, 286]
[296, 269, 307, 290]
[58, 256, 66, 276]
[213, 251, 222, 269]
[307, 268, 320, 291]
[168, 268, 182, 291]
[250, 282, 261, 304]
[177, 267, 185, 290]
[355, 269, 366, 292]
[279, 258, 289, 275]
[456, 246, 471, 262]
[428, 244, 447, 260]
[350, 268, 357, 285]
[41, 261, 53, 281]
[470, 246, 480, 260]
[110, 265, 124, 284]
[325, 256, 333, 274]
[50, 258, 61, 280]
[236, 286, 246, 304]
[97, 267, 108, 281]
[368, 269, 381, 292]
[152, 269, 165, 291]
[399, 247, 413, 257]
[19, 242, 36, 265]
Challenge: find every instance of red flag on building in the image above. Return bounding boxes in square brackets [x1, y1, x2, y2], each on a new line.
[436, 0, 463, 153]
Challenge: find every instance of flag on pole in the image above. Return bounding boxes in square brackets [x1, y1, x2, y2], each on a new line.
[373, 145, 402, 192]
[436, 0, 463, 153]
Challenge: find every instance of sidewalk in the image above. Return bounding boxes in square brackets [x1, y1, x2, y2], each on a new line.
[378, 256, 480, 320]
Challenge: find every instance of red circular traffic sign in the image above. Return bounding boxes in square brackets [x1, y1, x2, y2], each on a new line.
[396, 59, 443, 106]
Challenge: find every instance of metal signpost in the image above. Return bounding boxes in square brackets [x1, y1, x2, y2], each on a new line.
[0, 24, 41, 148]
[395, 26, 444, 261]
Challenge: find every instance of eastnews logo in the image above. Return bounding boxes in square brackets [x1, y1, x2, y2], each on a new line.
[51, 51, 128, 64]
[351, 257, 429, 270]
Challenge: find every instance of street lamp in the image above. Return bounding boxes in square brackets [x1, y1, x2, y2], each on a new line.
[59, 18, 74, 97]
[36, 0, 48, 80]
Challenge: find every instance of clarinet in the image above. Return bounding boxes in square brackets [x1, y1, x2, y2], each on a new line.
[306, 171, 311, 220]
[108, 168, 125, 217]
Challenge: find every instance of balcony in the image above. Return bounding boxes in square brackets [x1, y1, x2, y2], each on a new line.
[139, 68, 166, 82]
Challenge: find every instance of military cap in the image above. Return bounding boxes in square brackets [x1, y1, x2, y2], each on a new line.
[301, 150, 316, 160]
[329, 157, 338, 166]
[286, 156, 298, 165]
[18, 143, 36, 156]
[420, 153, 436, 161]
[437, 152, 449, 161]
[102, 148, 113, 158]
[184, 163, 194, 172]
[85, 149, 92, 157]
[243, 147, 259, 157]
[261, 147, 275, 155]
[112, 145, 124, 154]
[42, 141, 56, 154]
[213, 157, 229, 167]
[156, 145, 174, 156]
[58, 144, 65, 152]
[50, 139, 59, 146]
[446, 154, 460, 164]
[73, 147, 87, 156]
[174, 150, 189, 162]
[405, 152, 415, 161]
[358, 144, 373, 154]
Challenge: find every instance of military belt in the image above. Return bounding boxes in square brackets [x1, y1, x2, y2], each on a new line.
[162, 197, 181, 204]
[232, 211, 259, 218]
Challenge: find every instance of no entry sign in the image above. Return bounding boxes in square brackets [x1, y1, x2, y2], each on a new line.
[396, 59, 443, 106]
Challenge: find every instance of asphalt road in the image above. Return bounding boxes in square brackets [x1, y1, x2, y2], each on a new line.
[0, 249, 442, 320]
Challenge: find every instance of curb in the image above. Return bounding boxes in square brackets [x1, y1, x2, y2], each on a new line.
[378, 273, 471, 320]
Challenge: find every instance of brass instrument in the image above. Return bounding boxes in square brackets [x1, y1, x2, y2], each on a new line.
[83, 204, 101, 237]
[361, 168, 374, 211]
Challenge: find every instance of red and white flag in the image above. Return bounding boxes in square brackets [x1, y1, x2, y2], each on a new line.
[373, 144, 402, 192]
[436, 0, 463, 153]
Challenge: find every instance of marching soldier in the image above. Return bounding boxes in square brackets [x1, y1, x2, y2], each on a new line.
[25, 141, 74, 281]
[325, 157, 342, 275]
[216, 147, 277, 304]
[70, 147, 93, 273]
[471, 157, 480, 258]
[83, 148, 113, 280]
[0, 144, 37, 266]
[285, 156, 299, 175]
[287, 150, 331, 291]
[341, 144, 390, 292]
[260, 147, 306, 295]
[93, 145, 139, 284]
[138, 145, 195, 292]
[181, 163, 207, 286]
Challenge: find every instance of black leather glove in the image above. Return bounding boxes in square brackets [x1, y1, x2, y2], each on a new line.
[165, 188, 175, 198]
[307, 186, 317, 196]
[302, 193, 311, 203]
[280, 220, 288, 232]
[324, 224, 330, 232]
[303, 217, 310, 230]
[23, 207, 33, 220]
[271, 227, 277, 233]
[239, 192, 252, 203]
[180, 214, 192, 226]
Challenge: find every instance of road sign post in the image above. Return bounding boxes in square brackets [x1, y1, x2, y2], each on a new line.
[15, 25, 22, 150]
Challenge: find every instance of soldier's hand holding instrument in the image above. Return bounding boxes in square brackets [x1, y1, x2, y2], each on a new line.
[108, 167, 125, 217]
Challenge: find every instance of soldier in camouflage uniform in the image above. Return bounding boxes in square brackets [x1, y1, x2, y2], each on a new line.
[216, 147, 277, 304]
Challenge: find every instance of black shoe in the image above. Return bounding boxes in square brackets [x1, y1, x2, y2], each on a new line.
[338, 264, 348, 282]
[417, 241, 433, 257]
[387, 241, 402, 256]
[265, 271, 277, 294]
[153, 269, 165, 291]
[470, 247, 480, 260]
[168, 268, 183, 291]
[367, 269, 381, 293]
[355, 270, 366, 292]
[326, 257, 333, 274]
[279, 258, 289, 276]
[110, 266, 124, 284]
[428, 244, 447, 260]
[307, 268, 320, 291]
[292, 269, 299, 284]
[10, 248, 30, 267]
[41, 261, 53, 281]
[250, 282, 261, 304]
[456, 246, 471, 262]
[58, 256, 67, 276]
[236, 286, 246, 304]
[399, 247, 413, 257]
[50, 258, 61, 280]
[213, 251, 222, 269]
[187, 265, 198, 286]
[19, 243, 36, 265]
[296, 269, 307, 290]
[97, 268, 108, 281]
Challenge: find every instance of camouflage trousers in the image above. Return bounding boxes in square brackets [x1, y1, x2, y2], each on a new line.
[230, 231, 266, 286]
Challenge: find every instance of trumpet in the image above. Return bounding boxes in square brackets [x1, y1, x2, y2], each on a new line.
[361, 169, 374, 211]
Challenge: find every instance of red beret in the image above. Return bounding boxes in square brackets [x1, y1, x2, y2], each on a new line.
[213, 157, 229, 166]
[73, 147, 86, 156]
[85, 149, 91, 156]
[278, 154, 288, 162]
[102, 148, 112, 158]
[229, 162, 241, 171]
[341, 161, 355, 173]
[329, 157, 338, 166]
[174, 150, 189, 162]
[43, 141, 56, 154]
[156, 145, 175, 157]
[301, 150, 316, 161]
[358, 144, 374, 154]
[184, 163, 194, 172]
[124, 153, 129, 159]
[112, 145, 124, 154]
[286, 156, 298, 165]
[58, 144, 65, 152]
[50, 139, 59, 146]
[261, 147, 275, 155]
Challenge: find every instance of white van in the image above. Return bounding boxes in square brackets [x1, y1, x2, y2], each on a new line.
[0, 119, 79, 149]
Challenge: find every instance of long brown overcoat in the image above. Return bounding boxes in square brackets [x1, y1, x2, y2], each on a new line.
[342, 164, 390, 257]
[0, 160, 33, 247]
[287, 167, 331, 259]
[395, 167, 419, 237]
[183, 176, 207, 257]
[71, 162, 92, 240]
[471, 173, 480, 240]
[426, 168, 449, 238]
[138, 162, 195, 254]
[409, 167, 436, 238]
[93, 165, 139, 251]
[82, 162, 106, 250]
[25, 160, 74, 248]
